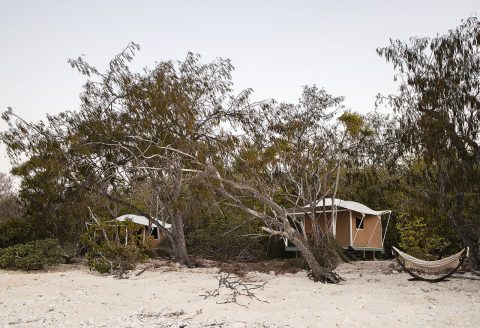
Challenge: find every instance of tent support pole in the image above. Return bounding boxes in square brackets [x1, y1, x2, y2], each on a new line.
[352, 214, 365, 244]
[381, 211, 392, 247]
[349, 210, 352, 247]
[367, 216, 381, 247]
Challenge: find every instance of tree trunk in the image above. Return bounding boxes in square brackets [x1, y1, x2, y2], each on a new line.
[450, 213, 480, 270]
[449, 193, 480, 271]
[171, 213, 191, 266]
[286, 232, 341, 283]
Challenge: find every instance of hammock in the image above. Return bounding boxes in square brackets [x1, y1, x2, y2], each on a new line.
[392, 246, 469, 282]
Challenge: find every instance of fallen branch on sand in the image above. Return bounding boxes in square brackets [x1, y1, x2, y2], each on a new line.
[135, 265, 154, 276]
[201, 273, 268, 308]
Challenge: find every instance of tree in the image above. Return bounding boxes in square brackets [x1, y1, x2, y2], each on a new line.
[202, 86, 371, 282]
[1, 111, 92, 242]
[1, 43, 255, 265]
[0, 173, 22, 222]
[378, 16, 480, 268]
[335, 112, 403, 253]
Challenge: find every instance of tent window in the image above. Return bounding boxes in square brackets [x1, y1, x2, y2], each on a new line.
[150, 227, 159, 239]
[355, 217, 364, 230]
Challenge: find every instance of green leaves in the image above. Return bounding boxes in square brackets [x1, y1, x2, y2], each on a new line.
[379, 16, 480, 268]
[338, 112, 365, 136]
[396, 216, 450, 260]
[0, 239, 64, 270]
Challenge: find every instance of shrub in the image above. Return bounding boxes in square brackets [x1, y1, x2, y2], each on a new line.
[396, 216, 450, 260]
[59, 242, 78, 264]
[85, 243, 149, 275]
[81, 219, 151, 275]
[186, 214, 267, 261]
[0, 239, 63, 270]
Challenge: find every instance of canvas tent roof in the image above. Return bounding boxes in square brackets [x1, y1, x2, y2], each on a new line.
[301, 198, 391, 216]
[115, 214, 172, 229]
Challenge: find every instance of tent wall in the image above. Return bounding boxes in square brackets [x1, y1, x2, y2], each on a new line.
[297, 211, 383, 249]
[301, 211, 352, 247]
[335, 211, 350, 247]
[351, 213, 382, 249]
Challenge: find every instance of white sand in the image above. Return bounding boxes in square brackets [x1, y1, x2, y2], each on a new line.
[1, 260, 479, 327]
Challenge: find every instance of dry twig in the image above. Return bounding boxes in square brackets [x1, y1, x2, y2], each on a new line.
[201, 273, 268, 308]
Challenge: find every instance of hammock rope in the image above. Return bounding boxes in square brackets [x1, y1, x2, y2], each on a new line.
[392, 246, 469, 282]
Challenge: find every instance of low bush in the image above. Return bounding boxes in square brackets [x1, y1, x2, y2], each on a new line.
[0, 239, 64, 270]
[59, 242, 78, 264]
[81, 219, 151, 275]
[186, 214, 268, 261]
[396, 216, 450, 260]
[85, 242, 150, 274]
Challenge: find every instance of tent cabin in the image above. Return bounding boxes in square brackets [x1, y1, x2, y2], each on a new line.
[115, 214, 171, 249]
[286, 198, 391, 257]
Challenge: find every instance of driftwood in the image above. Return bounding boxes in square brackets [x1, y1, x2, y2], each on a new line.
[201, 273, 268, 308]
[135, 264, 154, 277]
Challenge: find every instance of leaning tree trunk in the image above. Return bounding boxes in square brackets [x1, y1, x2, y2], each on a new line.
[286, 231, 341, 283]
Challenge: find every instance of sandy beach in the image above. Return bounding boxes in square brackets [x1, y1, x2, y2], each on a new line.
[1, 260, 479, 327]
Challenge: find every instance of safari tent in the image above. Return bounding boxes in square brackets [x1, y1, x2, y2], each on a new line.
[115, 214, 171, 248]
[286, 198, 391, 256]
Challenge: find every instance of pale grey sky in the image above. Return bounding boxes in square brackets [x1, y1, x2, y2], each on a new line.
[1, 0, 479, 173]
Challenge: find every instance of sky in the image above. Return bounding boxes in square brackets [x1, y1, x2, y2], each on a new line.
[0, 0, 479, 174]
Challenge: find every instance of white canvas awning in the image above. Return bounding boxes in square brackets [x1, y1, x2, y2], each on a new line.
[315, 198, 390, 216]
[294, 198, 391, 217]
[115, 214, 171, 230]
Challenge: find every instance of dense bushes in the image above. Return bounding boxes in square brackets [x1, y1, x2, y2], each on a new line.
[0, 239, 65, 270]
[0, 217, 32, 248]
[396, 216, 450, 260]
[85, 243, 150, 274]
[81, 220, 151, 274]
[186, 214, 268, 261]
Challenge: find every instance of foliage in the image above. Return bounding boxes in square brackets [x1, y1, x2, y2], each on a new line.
[0, 110, 92, 243]
[86, 243, 149, 274]
[60, 242, 78, 264]
[0, 173, 23, 223]
[396, 216, 450, 260]
[1, 43, 262, 265]
[0, 217, 32, 248]
[81, 219, 151, 274]
[0, 239, 63, 270]
[378, 16, 480, 268]
[338, 112, 373, 137]
[205, 86, 357, 283]
[186, 212, 267, 261]
[0, 43, 369, 281]
[5, 18, 479, 278]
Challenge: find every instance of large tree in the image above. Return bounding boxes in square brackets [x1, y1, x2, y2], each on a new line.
[1, 111, 91, 242]
[202, 86, 372, 282]
[1, 43, 255, 264]
[378, 16, 480, 268]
